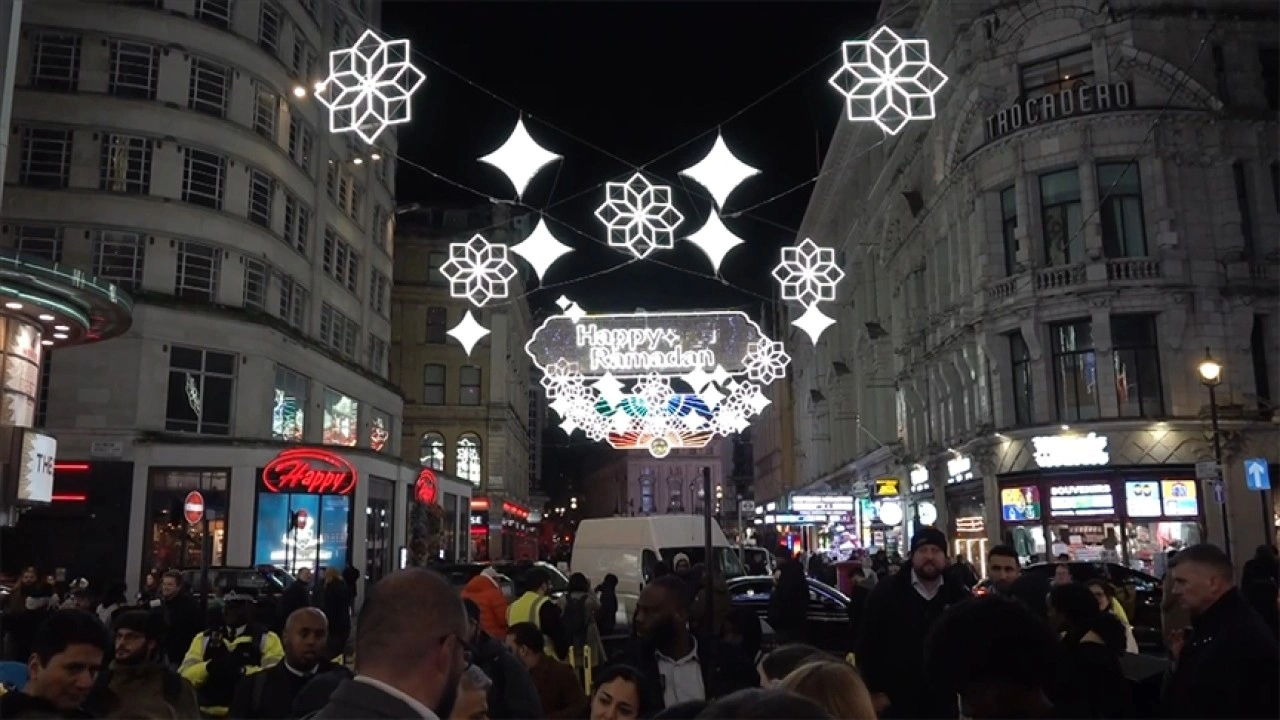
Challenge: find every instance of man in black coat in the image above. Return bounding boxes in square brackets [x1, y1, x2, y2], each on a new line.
[1161, 544, 1279, 719]
[855, 527, 970, 719]
[230, 607, 346, 719]
[154, 571, 203, 667]
[462, 598, 541, 718]
[605, 575, 756, 713]
[275, 568, 313, 634]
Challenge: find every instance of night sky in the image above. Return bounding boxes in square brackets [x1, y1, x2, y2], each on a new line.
[380, 0, 878, 495]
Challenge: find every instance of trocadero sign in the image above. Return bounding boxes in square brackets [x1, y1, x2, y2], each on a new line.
[525, 310, 767, 379]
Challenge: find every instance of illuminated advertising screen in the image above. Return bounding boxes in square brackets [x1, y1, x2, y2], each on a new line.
[1160, 480, 1198, 517]
[322, 388, 359, 446]
[1047, 483, 1116, 517]
[254, 492, 350, 575]
[1001, 486, 1041, 522]
[1125, 480, 1162, 518]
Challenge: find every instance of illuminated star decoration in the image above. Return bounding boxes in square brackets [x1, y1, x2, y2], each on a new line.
[679, 132, 760, 210]
[594, 174, 684, 259]
[440, 234, 518, 307]
[685, 210, 745, 273]
[828, 26, 948, 135]
[314, 30, 426, 145]
[772, 238, 845, 343]
[478, 117, 561, 199]
[509, 218, 573, 281]
[446, 310, 490, 356]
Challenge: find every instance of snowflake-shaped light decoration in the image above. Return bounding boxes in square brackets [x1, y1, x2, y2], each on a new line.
[540, 358, 581, 399]
[478, 117, 561, 199]
[773, 238, 846, 344]
[828, 26, 948, 136]
[633, 373, 673, 412]
[743, 338, 791, 385]
[594, 174, 684, 259]
[440, 234, 518, 307]
[314, 29, 426, 145]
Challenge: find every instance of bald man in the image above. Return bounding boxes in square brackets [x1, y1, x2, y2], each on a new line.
[230, 608, 348, 719]
[312, 569, 470, 720]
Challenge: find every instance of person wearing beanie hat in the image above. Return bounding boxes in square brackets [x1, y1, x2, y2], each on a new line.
[854, 526, 970, 719]
[85, 610, 200, 718]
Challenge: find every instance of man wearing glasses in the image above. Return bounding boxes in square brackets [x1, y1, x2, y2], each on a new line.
[312, 569, 472, 720]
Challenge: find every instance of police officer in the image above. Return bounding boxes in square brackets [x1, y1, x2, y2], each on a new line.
[179, 589, 283, 717]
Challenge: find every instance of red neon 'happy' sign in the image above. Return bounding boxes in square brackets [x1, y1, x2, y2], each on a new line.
[262, 448, 358, 495]
[415, 468, 439, 506]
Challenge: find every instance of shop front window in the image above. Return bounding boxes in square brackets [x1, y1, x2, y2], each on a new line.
[365, 477, 393, 584]
[253, 484, 351, 576]
[1123, 478, 1202, 574]
[322, 388, 359, 446]
[148, 469, 229, 572]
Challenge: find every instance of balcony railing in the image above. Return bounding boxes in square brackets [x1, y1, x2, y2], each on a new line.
[1106, 257, 1162, 281]
[1033, 263, 1086, 291]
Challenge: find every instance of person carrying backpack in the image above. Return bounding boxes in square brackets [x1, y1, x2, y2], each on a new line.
[558, 573, 604, 669]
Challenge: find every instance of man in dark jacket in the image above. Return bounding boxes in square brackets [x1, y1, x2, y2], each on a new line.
[462, 599, 541, 719]
[856, 527, 970, 719]
[275, 568, 313, 634]
[605, 575, 756, 712]
[86, 610, 200, 718]
[155, 571, 203, 667]
[1161, 543, 1279, 719]
[0, 610, 108, 719]
[230, 607, 345, 719]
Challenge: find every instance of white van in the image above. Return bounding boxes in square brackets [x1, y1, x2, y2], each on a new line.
[571, 515, 746, 634]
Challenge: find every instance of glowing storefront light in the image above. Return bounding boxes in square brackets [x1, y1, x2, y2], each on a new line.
[1032, 433, 1110, 468]
[828, 26, 948, 136]
[314, 30, 426, 144]
[947, 456, 973, 484]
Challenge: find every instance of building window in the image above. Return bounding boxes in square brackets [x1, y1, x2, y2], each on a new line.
[368, 335, 388, 378]
[165, 345, 235, 434]
[420, 432, 445, 470]
[425, 306, 447, 343]
[273, 365, 307, 442]
[1000, 185, 1018, 276]
[1112, 315, 1163, 418]
[259, 1, 281, 53]
[175, 241, 219, 301]
[291, 33, 306, 77]
[14, 226, 63, 263]
[1051, 319, 1099, 422]
[149, 470, 229, 570]
[1252, 315, 1272, 411]
[282, 193, 310, 255]
[1019, 48, 1093, 101]
[287, 115, 314, 171]
[427, 252, 450, 286]
[422, 363, 445, 405]
[182, 148, 226, 209]
[319, 303, 358, 359]
[276, 272, 308, 329]
[370, 270, 389, 317]
[253, 87, 278, 141]
[456, 433, 481, 486]
[101, 134, 153, 194]
[1039, 168, 1084, 266]
[1212, 45, 1230, 104]
[1261, 47, 1279, 111]
[322, 229, 359, 294]
[243, 258, 269, 311]
[1233, 162, 1254, 254]
[459, 366, 481, 406]
[194, 0, 233, 28]
[19, 128, 71, 188]
[94, 231, 145, 288]
[188, 58, 230, 117]
[371, 206, 390, 252]
[247, 168, 274, 228]
[1097, 162, 1147, 258]
[31, 32, 79, 91]
[109, 40, 157, 99]
[322, 387, 359, 446]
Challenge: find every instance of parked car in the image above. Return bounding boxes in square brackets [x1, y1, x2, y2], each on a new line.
[490, 561, 570, 596]
[432, 564, 517, 600]
[727, 575, 850, 653]
[179, 565, 293, 625]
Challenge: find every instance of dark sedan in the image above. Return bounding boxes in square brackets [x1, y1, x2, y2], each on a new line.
[727, 575, 850, 654]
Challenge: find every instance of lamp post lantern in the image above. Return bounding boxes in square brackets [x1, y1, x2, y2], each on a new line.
[1198, 347, 1232, 565]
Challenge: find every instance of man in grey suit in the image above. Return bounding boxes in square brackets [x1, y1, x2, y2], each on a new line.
[312, 569, 471, 720]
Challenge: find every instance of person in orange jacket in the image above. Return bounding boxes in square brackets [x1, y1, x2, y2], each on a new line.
[462, 567, 509, 638]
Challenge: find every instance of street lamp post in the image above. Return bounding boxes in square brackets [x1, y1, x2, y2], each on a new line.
[1198, 347, 1232, 565]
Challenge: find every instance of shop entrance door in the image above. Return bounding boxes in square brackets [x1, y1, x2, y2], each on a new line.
[954, 538, 988, 578]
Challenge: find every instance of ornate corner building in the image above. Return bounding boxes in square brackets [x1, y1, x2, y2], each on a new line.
[779, 0, 1279, 572]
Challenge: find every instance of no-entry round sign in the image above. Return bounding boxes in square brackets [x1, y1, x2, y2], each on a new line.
[183, 491, 205, 525]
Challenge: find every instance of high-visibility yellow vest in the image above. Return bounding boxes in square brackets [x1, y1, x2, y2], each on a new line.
[507, 591, 557, 657]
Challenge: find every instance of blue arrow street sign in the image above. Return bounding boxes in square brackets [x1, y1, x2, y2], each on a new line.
[1244, 458, 1271, 491]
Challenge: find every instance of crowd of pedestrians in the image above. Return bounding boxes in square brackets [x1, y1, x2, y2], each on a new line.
[0, 531, 1276, 719]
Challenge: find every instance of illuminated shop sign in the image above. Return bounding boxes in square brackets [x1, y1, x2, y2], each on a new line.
[910, 466, 929, 491]
[790, 494, 855, 513]
[1124, 480, 1161, 518]
[1001, 486, 1042, 522]
[873, 478, 900, 498]
[986, 81, 1132, 142]
[526, 310, 767, 378]
[1032, 433, 1110, 468]
[414, 468, 438, 506]
[1160, 480, 1198, 517]
[917, 501, 938, 526]
[261, 448, 358, 495]
[947, 456, 973, 484]
[1048, 483, 1115, 517]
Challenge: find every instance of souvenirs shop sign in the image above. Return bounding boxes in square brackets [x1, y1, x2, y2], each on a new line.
[261, 448, 359, 495]
[986, 81, 1132, 143]
[526, 310, 766, 378]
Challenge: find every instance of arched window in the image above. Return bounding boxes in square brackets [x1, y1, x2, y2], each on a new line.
[457, 433, 482, 486]
[420, 432, 445, 470]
